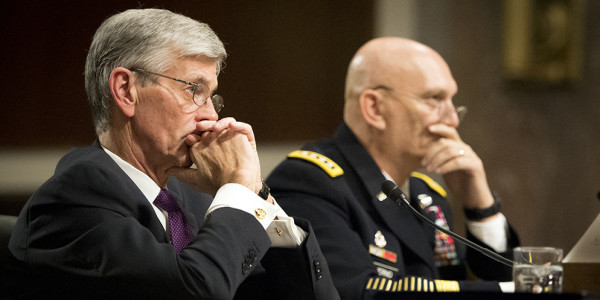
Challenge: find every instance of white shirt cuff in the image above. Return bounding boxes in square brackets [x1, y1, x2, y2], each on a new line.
[499, 281, 515, 293]
[267, 216, 307, 248]
[206, 183, 306, 247]
[466, 213, 509, 252]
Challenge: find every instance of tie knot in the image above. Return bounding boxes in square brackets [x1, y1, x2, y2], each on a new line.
[154, 189, 180, 213]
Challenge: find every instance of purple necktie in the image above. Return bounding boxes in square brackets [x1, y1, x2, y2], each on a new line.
[154, 189, 192, 253]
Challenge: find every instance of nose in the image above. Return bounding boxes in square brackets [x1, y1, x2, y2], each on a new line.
[438, 101, 461, 127]
[194, 98, 219, 121]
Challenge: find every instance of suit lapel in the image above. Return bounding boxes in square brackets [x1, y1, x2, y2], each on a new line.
[88, 140, 171, 243]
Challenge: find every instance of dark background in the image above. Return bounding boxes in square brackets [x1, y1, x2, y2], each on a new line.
[0, 0, 373, 145]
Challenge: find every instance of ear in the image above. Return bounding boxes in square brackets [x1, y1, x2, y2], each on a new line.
[109, 67, 136, 117]
[359, 89, 386, 130]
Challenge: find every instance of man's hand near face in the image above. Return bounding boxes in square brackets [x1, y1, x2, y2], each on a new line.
[168, 118, 265, 201]
[421, 123, 495, 213]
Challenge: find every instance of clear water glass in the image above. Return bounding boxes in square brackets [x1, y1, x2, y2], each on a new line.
[513, 247, 563, 293]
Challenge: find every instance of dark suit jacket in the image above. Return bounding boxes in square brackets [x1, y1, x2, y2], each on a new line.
[2, 140, 339, 300]
[267, 123, 519, 300]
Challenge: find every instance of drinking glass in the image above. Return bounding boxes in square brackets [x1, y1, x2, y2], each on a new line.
[513, 247, 563, 293]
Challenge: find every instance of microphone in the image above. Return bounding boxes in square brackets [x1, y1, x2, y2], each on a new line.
[381, 180, 514, 267]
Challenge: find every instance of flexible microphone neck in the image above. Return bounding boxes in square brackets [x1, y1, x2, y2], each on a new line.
[381, 180, 514, 268]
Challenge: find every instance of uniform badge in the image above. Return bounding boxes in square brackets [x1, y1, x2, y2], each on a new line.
[376, 192, 387, 201]
[374, 230, 387, 248]
[369, 244, 397, 263]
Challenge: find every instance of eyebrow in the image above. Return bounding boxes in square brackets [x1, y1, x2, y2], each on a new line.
[186, 75, 205, 85]
[421, 89, 452, 99]
[191, 75, 218, 90]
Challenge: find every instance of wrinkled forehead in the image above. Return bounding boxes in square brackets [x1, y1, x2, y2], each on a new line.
[387, 50, 457, 95]
[170, 55, 219, 86]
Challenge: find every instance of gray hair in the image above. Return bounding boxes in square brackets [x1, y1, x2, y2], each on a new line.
[84, 8, 227, 135]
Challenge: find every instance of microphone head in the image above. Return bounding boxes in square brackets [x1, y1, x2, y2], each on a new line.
[381, 180, 406, 205]
[381, 180, 398, 196]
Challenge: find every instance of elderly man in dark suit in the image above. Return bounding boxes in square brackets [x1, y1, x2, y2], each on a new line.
[2, 8, 338, 300]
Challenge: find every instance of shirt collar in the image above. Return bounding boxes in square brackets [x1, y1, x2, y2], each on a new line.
[101, 146, 161, 204]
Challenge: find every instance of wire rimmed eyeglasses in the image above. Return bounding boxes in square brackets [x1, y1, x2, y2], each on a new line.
[130, 68, 224, 113]
[371, 85, 467, 122]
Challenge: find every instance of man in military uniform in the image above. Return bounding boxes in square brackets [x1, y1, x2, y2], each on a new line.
[266, 37, 519, 299]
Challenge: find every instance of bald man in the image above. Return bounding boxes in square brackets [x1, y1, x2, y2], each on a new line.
[266, 37, 519, 299]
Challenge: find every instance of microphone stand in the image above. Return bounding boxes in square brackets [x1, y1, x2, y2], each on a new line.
[381, 180, 514, 268]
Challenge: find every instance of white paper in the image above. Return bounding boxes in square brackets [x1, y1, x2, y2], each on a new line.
[563, 213, 600, 263]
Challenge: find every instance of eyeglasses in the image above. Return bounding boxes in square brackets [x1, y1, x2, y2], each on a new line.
[130, 68, 224, 113]
[371, 85, 467, 122]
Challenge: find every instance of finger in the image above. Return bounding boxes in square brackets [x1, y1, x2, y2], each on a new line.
[228, 121, 256, 149]
[186, 129, 219, 146]
[210, 117, 237, 132]
[423, 140, 470, 173]
[433, 151, 466, 174]
[437, 147, 482, 177]
[424, 144, 455, 173]
[196, 120, 218, 132]
[433, 145, 479, 175]
[185, 133, 202, 145]
[421, 138, 453, 168]
[428, 123, 461, 141]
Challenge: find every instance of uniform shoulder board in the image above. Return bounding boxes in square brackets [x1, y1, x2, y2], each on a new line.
[410, 172, 447, 198]
[288, 150, 344, 178]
